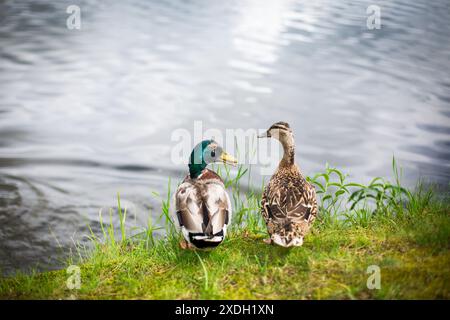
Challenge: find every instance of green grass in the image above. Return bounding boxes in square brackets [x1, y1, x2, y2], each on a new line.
[1, 158, 449, 299]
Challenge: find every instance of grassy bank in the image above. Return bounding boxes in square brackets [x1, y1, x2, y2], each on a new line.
[1, 160, 449, 299]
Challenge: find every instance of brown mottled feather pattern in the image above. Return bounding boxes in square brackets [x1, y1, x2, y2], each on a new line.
[261, 164, 317, 243]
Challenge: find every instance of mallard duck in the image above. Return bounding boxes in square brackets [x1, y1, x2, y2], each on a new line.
[258, 122, 317, 247]
[173, 140, 237, 249]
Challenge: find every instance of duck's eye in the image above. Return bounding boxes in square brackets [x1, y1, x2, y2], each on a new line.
[211, 150, 216, 157]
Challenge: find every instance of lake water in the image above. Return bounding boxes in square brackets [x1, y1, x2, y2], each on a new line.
[1, 0, 449, 274]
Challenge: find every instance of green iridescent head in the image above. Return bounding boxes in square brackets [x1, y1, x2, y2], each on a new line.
[188, 140, 237, 178]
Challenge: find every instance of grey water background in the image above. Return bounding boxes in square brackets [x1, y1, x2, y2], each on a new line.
[0, 0, 449, 274]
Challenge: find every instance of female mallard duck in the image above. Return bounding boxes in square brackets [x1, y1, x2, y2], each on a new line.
[173, 140, 237, 249]
[258, 122, 317, 247]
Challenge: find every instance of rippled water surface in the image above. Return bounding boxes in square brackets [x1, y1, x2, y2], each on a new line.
[1, 0, 449, 274]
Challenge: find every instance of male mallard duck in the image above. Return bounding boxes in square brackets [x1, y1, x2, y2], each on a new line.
[258, 122, 317, 247]
[173, 140, 237, 249]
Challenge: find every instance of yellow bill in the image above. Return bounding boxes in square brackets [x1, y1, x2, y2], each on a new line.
[220, 151, 238, 166]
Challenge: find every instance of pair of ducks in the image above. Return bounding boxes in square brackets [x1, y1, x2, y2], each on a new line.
[173, 122, 318, 249]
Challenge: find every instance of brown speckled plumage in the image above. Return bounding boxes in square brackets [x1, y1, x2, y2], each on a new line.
[260, 122, 317, 247]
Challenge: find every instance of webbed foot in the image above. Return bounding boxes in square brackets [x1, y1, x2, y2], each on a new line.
[179, 240, 195, 250]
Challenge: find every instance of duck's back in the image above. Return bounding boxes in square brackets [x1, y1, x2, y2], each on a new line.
[175, 169, 231, 248]
[261, 165, 317, 246]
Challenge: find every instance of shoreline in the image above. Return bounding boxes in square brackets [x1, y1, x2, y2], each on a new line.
[1, 164, 449, 299]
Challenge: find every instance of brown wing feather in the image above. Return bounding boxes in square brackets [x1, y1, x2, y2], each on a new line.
[261, 167, 317, 237]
